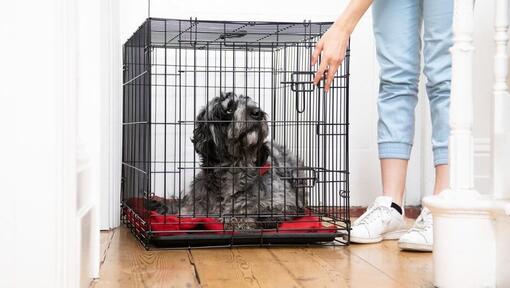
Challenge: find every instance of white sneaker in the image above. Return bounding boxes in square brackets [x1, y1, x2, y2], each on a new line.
[351, 196, 407, 243]
[398, 207, 433, 252]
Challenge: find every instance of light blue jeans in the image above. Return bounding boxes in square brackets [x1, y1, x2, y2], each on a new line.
[372, 0, 453, 166]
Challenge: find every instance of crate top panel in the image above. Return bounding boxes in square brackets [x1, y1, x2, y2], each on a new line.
[125, 18, 333, 50]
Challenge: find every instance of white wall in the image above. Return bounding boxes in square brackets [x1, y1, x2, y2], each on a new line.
[117, 0, 496, 208]
[119, 0, 388, 207]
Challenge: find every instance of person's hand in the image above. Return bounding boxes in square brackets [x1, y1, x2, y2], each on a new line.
[311, 22, 351, 93]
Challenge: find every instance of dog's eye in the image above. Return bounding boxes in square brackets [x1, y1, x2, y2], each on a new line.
[226, 107, 234, 114]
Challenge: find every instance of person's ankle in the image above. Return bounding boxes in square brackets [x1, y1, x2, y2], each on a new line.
[377, 194, 403, 215]
[381, 194, 403, 212]
[390, 202, 403, 215]
[432, 187, 446, 195]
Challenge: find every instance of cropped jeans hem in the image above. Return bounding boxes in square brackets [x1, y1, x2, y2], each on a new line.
[378, 142, 412, 161]
[433, 147, 449, 166]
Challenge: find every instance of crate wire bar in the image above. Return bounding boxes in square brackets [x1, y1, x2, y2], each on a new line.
[122, 18, 350, 248]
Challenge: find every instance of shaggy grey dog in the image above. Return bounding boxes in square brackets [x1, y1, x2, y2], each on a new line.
[181, 92, 308, 229]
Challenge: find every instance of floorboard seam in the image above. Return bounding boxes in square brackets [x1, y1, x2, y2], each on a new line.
[100, 230, 115, 265]
[348, 248, 403, 285]
[266, 249, 305, 288]
[303, 248, 352, 286]
[187, 250, 203, 287]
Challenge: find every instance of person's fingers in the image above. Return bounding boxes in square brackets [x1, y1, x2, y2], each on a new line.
[311, 41, 324, 66]
[313, 60, 329, 86]
[324, 62, 340, 93]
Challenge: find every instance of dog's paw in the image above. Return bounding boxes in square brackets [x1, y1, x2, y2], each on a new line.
[223, 217, 258, 231]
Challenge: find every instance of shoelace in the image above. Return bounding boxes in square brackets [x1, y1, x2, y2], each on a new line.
[354, 205, 390, 226]
[410, 210, 433, 231]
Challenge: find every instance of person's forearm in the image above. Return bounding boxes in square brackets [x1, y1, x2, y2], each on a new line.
[335, 0, 373, 33]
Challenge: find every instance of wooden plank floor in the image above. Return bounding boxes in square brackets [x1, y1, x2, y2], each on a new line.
[91, 222, 433, 288]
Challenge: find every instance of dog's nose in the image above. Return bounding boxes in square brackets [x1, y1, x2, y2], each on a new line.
[250, 108, 263, 119]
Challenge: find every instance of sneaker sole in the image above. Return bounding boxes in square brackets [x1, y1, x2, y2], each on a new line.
[398, 241, 433, 252]
[351, 229, 407, 244]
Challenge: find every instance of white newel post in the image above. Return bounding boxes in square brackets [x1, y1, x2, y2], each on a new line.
[449, 1, 475, 194]
[493, 1, 510, 287]
[492, 0, 510, 200]
[423, 0, 496, 287]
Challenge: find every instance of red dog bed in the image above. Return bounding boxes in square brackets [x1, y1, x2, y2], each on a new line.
[124, 198, 337, 236]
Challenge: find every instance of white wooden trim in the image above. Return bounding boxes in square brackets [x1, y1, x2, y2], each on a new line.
[58, 1, 80, 285]
[492, 0, 510, 199]
[449, 0, 476, 193]
[474, 138, 491, 154]
[100, 0, 122, 230]
[75, 0, 103, 281]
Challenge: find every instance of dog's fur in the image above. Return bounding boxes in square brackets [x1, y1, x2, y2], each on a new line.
[181, 92, 307, 228]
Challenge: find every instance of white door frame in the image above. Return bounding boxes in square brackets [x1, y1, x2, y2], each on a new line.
[100, 0, 123, 230]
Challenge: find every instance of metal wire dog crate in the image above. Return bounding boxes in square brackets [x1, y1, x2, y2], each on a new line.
[122, 18, 350, 248]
